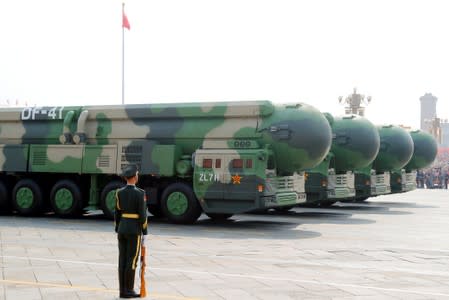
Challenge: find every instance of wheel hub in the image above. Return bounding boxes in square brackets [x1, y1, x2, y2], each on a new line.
[54, 188, 73, 210]
[16, 187, 34, 209]
[166, 192, 188, 216]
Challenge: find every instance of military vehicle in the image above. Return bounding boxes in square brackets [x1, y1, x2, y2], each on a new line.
[353, 125, 414, 201]
[0, 101, 332, 223]
[304, 114, 379, 206]
[397, 130, 438, 191]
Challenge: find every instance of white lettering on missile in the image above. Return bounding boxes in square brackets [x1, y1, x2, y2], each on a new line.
[21, 106, 65, 120]
[21, 107, 32, 120]
[31, 107, 41, 120]
[199, 173, 220, 182]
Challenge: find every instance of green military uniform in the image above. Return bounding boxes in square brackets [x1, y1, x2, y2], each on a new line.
[115, 165, 148, 298]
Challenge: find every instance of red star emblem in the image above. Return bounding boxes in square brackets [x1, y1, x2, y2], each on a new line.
[231, 174, 242, 184]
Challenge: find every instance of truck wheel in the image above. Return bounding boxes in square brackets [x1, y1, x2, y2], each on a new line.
[205, 213, 233, 220]
[274, 205, 294, 212]
[161, 183, 202, 224]
[148, 204, 164, 218]
[0, 181, 10, 213]
[355, 197, 369, 202]
[50, 180, 83, 217]
[100, 181, 125, 219]
[319, 200, 337, 207]
[12, 179, 43, 216]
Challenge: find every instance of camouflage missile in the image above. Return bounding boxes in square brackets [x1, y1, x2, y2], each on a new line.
[372, 125, 414, 172]
[0, 101, 331, 174]
[354, 125, 414, 199]
[305, 114, 379, 206]
[389, 129, 438, 193]
[404, 130, 438, 171]
[330, 115, 380, 171]
[0, 101, 332, 223]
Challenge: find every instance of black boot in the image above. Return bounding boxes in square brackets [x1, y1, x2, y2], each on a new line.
[123, 269, 140, 298]
[119, 269, 126, 298]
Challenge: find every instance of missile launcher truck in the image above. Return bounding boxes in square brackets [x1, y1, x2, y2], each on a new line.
[393, 130, 438, 192]
[0, 101, 332, 223]
[353, 125, 414, 201]
[304, 114, 379, 206]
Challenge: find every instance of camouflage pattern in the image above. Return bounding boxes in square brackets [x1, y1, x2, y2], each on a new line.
[330, 115, 380, 171]
[0, 101, 332, 223]
[404, 130, 438, 171]
[304, 114, 379, 205]
[390, 130, 437, 194]
[372, 125, 414, 172]
[353, 125, 414, 199]
[193, 149, 307, 213]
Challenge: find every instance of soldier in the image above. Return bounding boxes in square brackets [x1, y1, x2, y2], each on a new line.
[115, 164, 148, 298]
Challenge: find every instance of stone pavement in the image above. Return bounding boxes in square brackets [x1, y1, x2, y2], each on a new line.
[1, 189, 449, 299]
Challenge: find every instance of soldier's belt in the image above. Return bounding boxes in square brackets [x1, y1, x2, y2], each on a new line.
[122, 213, 139, 219]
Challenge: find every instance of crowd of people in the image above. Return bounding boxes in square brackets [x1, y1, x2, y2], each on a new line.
[416, 148, 449, 189]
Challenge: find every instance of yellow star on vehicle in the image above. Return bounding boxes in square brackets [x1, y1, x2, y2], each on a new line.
[231, 174, 242, 184]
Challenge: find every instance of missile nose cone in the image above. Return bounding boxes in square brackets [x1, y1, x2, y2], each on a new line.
[330, 114, 380, 170]
[373, 125, 414, 171]
[263, 103, 332, 173]
[405, 130, 438, 170]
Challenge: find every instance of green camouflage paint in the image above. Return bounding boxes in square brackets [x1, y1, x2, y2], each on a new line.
[0, 101, 332, 222]
[353, 125, 416, 199]
[388, 130, 437, 194]
[372, 125, 414, 172]
[305, 114, 379, 204]
[404, 130, 438, 171]
[331, 115, 380, 171]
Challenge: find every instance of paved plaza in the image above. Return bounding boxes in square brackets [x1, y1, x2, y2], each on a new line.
[1, 189, 449, 299]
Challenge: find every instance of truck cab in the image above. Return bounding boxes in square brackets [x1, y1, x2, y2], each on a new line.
[370, 170, 391, 195]
[193, 148, 306, 214]
[327, 169, 355, 199]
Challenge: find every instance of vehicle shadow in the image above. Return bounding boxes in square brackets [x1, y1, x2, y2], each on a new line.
[0, 212, 321, 240]
[354, 200, 437, 209]
[314, 202, 414, 215]
[149, 217, 322, 240]
[248, 209, 375, 225]
[1, 199, 404, 240]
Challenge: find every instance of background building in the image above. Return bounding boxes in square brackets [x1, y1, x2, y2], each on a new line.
[441, 121, 449, 147]
[420, 93, 438, 133]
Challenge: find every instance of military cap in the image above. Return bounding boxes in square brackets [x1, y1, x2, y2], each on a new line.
[121, 164, 138, 177]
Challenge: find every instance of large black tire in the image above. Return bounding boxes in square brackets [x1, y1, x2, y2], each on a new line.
[355, 196, 369, 202]
[0, 180, 10, 213]
[50, 180, 83, 217]
[12, 179, 43, 216]
[299, 202, 319, 208]
[100, 181, 125, 219]
[274, 205, 294, 212]
[148, 204, 164, 218]
[160, 183, 202, 224]
[319, 200, 337, 208]
[205, 213, 233, 220]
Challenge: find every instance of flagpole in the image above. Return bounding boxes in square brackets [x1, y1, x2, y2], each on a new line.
[121, 2, 125, 105]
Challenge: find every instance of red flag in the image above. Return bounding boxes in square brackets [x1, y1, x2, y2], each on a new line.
[122, 8, 130, 30]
